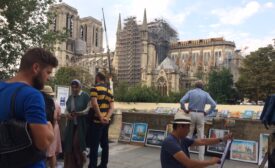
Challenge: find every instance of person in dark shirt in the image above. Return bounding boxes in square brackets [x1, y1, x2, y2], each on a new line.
[161, 112, 232, 168]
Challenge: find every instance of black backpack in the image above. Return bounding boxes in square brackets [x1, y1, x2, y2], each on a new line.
[41, 92, 55, 126]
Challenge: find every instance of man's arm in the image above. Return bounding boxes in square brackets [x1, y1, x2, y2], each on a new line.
[91, 97, 104, 121]
[173, 151, 220, 168]
[105, 101, 114, 120]
[25, 92, 54, 151]
[206, 93, 216, 113]
[29, 122, 54, 151]
[180, 92, 190, 113]
[192, 133, 232, 146]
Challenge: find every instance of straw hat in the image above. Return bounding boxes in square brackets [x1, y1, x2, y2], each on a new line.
[171, 112, 191, 124]
[41, 85, 55, 96]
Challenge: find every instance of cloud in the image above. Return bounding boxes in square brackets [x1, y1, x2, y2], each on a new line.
[264, 2, 273, 8]
[211, 1, 261, 25]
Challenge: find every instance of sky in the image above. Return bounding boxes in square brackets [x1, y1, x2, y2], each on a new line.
[62, 0, 275, 55]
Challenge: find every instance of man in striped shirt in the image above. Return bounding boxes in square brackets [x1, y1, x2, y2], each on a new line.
[88, 72, 114, 168]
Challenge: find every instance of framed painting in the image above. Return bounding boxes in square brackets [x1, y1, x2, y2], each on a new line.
[258, 134, 269, 167]
[118, 122, 133, 142]
[131, 123, 148, 143]
[207, 129, 230, 154]
[145, 129, 166, 147]
[230, 139, 258, 163]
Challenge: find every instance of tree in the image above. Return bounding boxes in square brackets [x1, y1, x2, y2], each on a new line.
[207, 68, 236, 104]
[0, 0, 67, 79]
[236, 45, 275, 102]
[52, 67, 94, 91]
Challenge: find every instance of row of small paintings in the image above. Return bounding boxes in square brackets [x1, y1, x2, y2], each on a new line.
[118, 122, 165, 147]
[190, 129, 268, 166]
[154, 107, 261, 120]
[219, 110, 262, 119]
[119, 123, 269, 165]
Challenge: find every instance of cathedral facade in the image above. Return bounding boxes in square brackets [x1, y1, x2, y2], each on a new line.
[114, 10, 243, 95]
[50, 3, 112, 77]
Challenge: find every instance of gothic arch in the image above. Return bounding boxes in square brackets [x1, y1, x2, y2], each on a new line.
[157, 76, 168, 96]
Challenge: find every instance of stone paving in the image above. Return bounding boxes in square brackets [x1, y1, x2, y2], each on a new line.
[107, 143, 258, 168]
[57, 142, 259, 168]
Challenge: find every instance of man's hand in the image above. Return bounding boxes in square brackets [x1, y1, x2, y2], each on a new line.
[209, 157, 221, 165]
[223, 133, 233, 141]
[66, 113, 73, 120]
[99, 115, 109, 124]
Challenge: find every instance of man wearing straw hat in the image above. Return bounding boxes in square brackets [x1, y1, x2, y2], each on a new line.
[161, 112, 232, 168]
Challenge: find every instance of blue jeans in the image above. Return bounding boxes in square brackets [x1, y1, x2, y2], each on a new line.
[88, 122, 109, 168]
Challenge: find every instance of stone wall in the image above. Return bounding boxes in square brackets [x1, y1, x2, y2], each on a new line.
[121, 111, 273, 142]
[115, 102, 263, 113]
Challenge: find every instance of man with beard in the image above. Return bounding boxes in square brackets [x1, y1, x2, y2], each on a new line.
[0, 48, 58, 168]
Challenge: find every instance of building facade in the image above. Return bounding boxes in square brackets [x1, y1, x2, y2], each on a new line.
[114, 10, 243, 95]
[169, 37, 243, 88]
[50, 3, 112, 79]
[114, 9, 177, 86]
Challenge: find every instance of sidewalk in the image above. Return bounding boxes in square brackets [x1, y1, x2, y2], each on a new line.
[90, 143, 258, 168]
[57, 142, 259, 167]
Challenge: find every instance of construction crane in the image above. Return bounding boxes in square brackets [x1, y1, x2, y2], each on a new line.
[102, 8, 113, 91]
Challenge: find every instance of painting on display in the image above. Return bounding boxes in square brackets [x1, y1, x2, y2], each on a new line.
[230, 139, 258, 163]
[155, 107, 178, 114]
[55, 85, 70, 114]
[259, 134, 269, 167]
[207, 129, 230, 154]
[242, 110, 255, 119]
[118, 122, 134, 142]
[131, 123, 148, 143]
[145, 129, 166, 147]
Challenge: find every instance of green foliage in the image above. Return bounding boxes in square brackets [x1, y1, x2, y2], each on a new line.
[207, 68, 236, 104]
[50, 67, 94, 91]
[236, 45, 275, 101]
[114, 83, 187, 103]
[0, 0, 67, 79]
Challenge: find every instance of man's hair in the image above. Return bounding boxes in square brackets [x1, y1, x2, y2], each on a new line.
[19, 48, 58, 71]
[96, 72, 106, 82]
[195, 80, 204, 89]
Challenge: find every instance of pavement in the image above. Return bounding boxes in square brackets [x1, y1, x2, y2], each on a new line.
[107, 143, 258, 168]
[58, 142, 259, 168]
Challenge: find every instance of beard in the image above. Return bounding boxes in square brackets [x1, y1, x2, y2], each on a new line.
[32, 72, 44, 90]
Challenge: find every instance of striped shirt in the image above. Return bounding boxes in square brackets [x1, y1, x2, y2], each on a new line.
[90, 83, 114, 119]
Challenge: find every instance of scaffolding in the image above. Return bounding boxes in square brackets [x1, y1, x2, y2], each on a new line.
[116, 17, 142, 85]
[148, 19, 178, 64]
